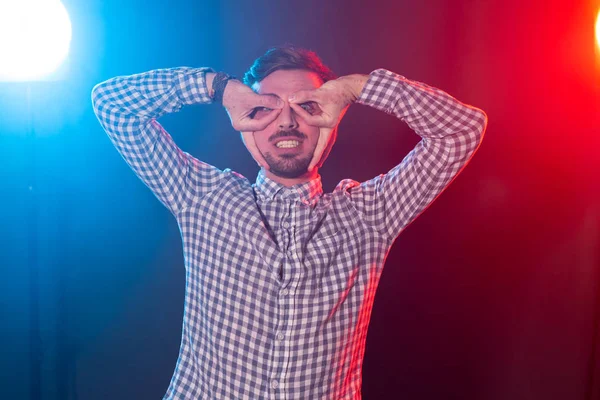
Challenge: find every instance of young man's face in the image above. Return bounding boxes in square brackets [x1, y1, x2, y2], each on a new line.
[250, 69, 323, 179]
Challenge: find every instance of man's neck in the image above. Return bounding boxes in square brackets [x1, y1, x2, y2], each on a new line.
[264, 168, 319, 187]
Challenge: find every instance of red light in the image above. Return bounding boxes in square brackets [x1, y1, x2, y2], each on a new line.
[596, 9, 600, 50]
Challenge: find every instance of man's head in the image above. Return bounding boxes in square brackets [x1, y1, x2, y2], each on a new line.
[242, 46, 336, 181]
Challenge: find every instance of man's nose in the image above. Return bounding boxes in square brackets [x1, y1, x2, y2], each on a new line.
[277, 103, 299, 130]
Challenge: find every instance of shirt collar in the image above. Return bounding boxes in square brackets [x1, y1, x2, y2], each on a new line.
[253, 169, 323, 204]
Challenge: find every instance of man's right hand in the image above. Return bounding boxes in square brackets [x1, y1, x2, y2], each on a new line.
[220, 79, 283, 169]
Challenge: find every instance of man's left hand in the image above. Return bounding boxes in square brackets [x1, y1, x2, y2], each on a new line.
[289, 74, 368, 171]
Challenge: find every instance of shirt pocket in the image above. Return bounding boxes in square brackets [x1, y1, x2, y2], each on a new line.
[303, 224, 349, 291]
[305, 219, 345, 259]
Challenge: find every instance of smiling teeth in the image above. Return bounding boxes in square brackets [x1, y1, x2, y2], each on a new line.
[276, 140, 300, 148]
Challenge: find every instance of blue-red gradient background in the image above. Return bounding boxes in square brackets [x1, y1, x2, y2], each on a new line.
[0, 0, 599, 399]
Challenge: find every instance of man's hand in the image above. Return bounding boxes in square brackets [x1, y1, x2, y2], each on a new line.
[221, 80, 283, 169]
[288, 74, 368, 171]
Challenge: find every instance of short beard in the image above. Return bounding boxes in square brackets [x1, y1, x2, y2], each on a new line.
[263, 152, 313, 179]
[263, 129, 313, 179]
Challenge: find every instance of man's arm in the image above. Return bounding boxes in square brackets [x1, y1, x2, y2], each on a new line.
[290, 69, 486, 240]
[91, 67, 223, 214]
[350, 69, 487, 240]
[91, 68, 282, 215]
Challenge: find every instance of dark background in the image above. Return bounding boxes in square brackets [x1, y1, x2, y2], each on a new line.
[1, 0, 599, 399]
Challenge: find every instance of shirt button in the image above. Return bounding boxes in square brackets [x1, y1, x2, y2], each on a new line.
[282, 221, 290, 229]
[276, 332, 285, 341]
[281, 288, 289, 296]
[271, 380, 279, 389]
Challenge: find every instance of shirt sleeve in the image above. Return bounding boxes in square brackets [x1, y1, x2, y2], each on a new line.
[343, 69, 488, 240]
[91, 67, 226, 215]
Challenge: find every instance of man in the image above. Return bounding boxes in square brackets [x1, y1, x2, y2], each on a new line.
[92, 46, 487, 399]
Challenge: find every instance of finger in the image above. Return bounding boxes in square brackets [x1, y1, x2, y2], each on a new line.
[316, 127, 338, 169]
[255, 93, 284, 109]
[236, 108, 282, 132]
[241, 131, 270, 170]
[308, 127, 333, 172]
[289, 103, 326, 127]
[288, 89, 318, 104]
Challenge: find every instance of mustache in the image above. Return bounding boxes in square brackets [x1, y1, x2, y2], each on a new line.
[268, 129, 307, 143]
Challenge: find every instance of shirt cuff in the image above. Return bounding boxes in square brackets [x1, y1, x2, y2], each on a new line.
[356, 68, 409, 115]
[177, 67, 215, 105]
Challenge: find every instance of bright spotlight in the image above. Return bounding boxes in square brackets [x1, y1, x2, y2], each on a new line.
[596, 9, 600, 51]
[0, 0, 72, 82]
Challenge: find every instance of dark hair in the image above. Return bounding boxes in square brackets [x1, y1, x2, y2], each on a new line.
[243, 46, 337, 87]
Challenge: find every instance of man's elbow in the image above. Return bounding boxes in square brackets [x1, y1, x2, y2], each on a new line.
[459, 107, 487, 158]
[91, 80, 109, 109]
[465, 108, 487, 153]
[90, 78, 121, 117]
[473, 108, 488, 143]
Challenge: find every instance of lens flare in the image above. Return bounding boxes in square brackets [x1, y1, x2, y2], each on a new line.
[0, 0, 72, 81]
[596, 9, 600, 50]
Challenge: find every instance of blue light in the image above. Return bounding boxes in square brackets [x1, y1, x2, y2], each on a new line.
[0, 0, 72, 82]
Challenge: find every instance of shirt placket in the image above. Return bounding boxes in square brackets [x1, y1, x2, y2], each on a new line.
[269, 199, 302, 399]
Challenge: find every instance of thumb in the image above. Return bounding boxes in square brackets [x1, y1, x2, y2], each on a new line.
[308, 127, 334, 172]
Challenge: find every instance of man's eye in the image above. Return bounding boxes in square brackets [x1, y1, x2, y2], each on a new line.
[300, 102, 317, 115]
[251, 107, 272, 119]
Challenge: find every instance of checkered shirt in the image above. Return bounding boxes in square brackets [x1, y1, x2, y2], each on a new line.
[92, 67, 486, 399]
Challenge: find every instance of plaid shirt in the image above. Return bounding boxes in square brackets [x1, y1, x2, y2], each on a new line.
[92, 67, 486, 399]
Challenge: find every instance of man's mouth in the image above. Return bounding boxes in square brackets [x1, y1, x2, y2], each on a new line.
[270, 130, 306, 151]
[275, 140, 301, 149]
